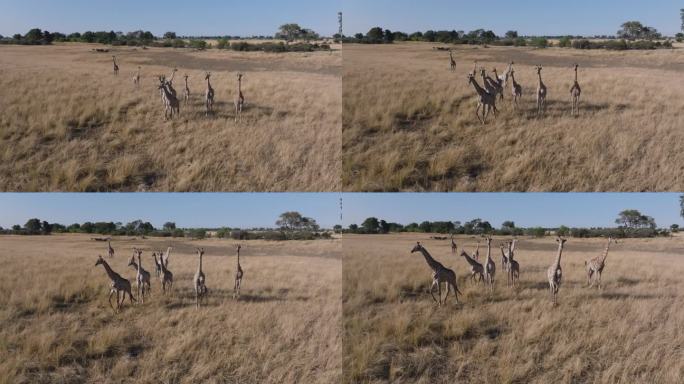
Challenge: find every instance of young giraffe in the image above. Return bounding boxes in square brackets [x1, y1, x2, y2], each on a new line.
[205, 72, 214, 116]
[467, 73, 497, 124]
[182, 74, 190, 104]
[152, 252, 162, 278]
[483, 237, 496, 293]
[234, 245, 244, 299]
[128, 249, 151, 303]
[112, 56, 119, 76]
[570, 64, 581, 116]
[499, 242, 510, 275]
[158, 80, 180, 120]
[451, 234, 457, 254]
[473, 241, 480, 261]
[193, 248, 208, 308]
[585, 237, 615, 289]
[95, 255, 135, 312]
[480, 68, 500, 100]
[161, 247, 172, 269]
[547, 237, 567, 305]
[167, 67, 178, 98]
[510, 68, 523, 109]
[107, 240, 115, 258]
[234, 73, 245, 123]
[449, 50, 456, 71]
[133, 66, 141, 87]
[158, 250, 174, 295]
[491, 68, 505, 101]
[506, 240, 520, 287]
[535, 65, 547, 117]
[412, 242, 461, 306]
[459, 249, 484, 284]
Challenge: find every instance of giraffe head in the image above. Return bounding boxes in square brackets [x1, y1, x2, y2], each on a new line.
[459, 250, 470, 258]
[574, 63, 579, 71]
[196, 248, 205, 257]
[95, 255, 105, 266]
[556, 237, 567, 246]
[236, 244, 242, 253]
[184, 74, 188, 80]
[128, 254, 137, 267]
[467, 73, 476, 84]
[410, 242, 423, 253]
[205, 72, 211, 80]
[237, 73, 243, 81]
[535, 65, 543, 74]
[479, 67, 486, 77]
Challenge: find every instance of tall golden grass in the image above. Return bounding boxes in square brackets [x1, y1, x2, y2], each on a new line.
[343, 43, 684, 191]
[0, 234, 341, 383]
[343, 233, 684, 383]
[0, 44, 341, 191]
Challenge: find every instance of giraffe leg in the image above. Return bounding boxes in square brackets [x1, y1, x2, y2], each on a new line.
[437, 281, 443, 306]
[475, 104, 483, 124]
[596, 271, 602, 290]
[429, 280, 439, 305]
[108, 290, 116, 311]
[443, 281, 450, 305]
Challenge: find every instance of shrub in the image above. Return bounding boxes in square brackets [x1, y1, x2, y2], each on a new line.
[531, 37, 548, 48]
[558, 36, 572, 48]
[216, 38, 229, 49]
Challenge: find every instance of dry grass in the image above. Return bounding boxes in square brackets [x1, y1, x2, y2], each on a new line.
[0, 43, 341, 191]
[342, 43, 684, 191]
[343, 233, 684, 383]
[0, 234, 341, 383]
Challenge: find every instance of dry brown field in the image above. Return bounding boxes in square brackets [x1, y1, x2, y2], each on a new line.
[343, 233, 684, 383]
[0, 43, 341, 191]
[0, 234, 341, 383]
[342, 43, 684, 191]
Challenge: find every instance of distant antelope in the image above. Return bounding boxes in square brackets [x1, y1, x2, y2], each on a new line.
[95, 255, 135, 312]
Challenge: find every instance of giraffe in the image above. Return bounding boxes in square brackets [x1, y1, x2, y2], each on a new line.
[510, 68, 523, 110]
[451, 234, 457, 254]
[459, 250, 484, 284]
[506, 240, 520, 287]
[491, 68, 505, 101]
[535, 65, 547, 117]
[193, 248, 208, 308]
[585, 237, 615, 289]
[95, 255, 135, 312]
[449, 50, 456, 71]
[483, 237, 496, 293]
[112, 56, 119, 76]
[133, 66, 141, 87]
[471, 60, 478, 76]
[570, 64, 581, 116]
[499, 61, 513, 91]
[158, 80, 180, 120]
[128, 249, 151, 303]
[158, 250, 173, 295]
[234, 244, 244, 299]
[473, 241, 480, 261]
[205, 72, 214, 116]
[411, 242, 462, 306]
[480, 68, 500, 100]
[107, 240, 115, 258]
[182, 74, 190, 104]
[467, 73, 497, 125]
[499, 242, 510, 275]
[161, 247, 172, 269]
[152, 252, 162, 278]
[167, 67, 178, 98]
[234, 73, 245, 123]
[547, 237, 567, 305]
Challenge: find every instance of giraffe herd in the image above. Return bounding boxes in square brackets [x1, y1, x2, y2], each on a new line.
[95, 242, 245, 312]
[457, 53, 583, 123]
[110, 55, 247, 121]
[414, 236, 615, 306]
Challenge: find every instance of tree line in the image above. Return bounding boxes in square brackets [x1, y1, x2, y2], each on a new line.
[345, 20, 677, 50]
[0, 211, 331, 240]
[341, 209, 675, 238]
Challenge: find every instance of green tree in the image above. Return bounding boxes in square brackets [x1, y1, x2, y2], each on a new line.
[41, 220, 52, 234]
[348, 224, 359, 233]
[379, 220, 390, 234]
[505, 30, 518, 39]
[361, 217, 380, 234]
[333, 224, 343, 233]
[616, 209, 656, 229]
[163, 32, 177, 39]
[277, 211, 305, 230]
[24, 218, 42, 234]
[501, 221, 516, 229]
[670, 224, 679, 233]
[278, 23, 304, 41]
[366, 27, 384, 41]
[163, 222, 176, 231]
[557, 225, 570, 237]
[24, 28, 43, 42]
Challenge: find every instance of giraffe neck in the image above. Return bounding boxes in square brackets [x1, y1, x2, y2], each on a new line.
[574, 68, 578, 83]
[486, 241, 492, 263]
[237, 78, 242, 94]
[461, 252, 478, 266]
[508, 242, 514, 261]
[237, 249, 241, 267]
[137, 254, 142, 274]
[169, 71, 176, 84]
[470, 78, 487, 97]
[198, 253, 203, 272]
[100, 259, 117, 281]
[419, 248, 441, 272]
[599, 240, 611, 264]
[538, 72, 543, 87]
[207, 78, 211, 89]
[159, 254, 167, 272]
[553, 243, 564, 269]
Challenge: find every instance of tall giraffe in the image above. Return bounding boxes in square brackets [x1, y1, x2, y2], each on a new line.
[234, 73, 245, 123]
[158, 250, 173, 295]
[459, 249, 484, 284]
[484, 237, 496, 293]
[107, 240, 115, 258]
[128, 249, 151, 303]
[467, 73, 497, 124]
[500, 242, 510, 275]
[152, 252, 162, 277]
[234, 244, 244, 299]
[411, 242, 461, 306]
[510, 68, 522, 109]
[112, 56, 119, 76]
[182, 74, 190, 104]
[205, 73, 214, 116]
[473, 241, 480, 261]
[535, 65, 547, 117]
[585, 237, 615, 289]
[570, 64, 581, 116]
[451, 234, 457, 254]
[194, 248, 208, 308]
[449, 50, 456, 71]
[95, 255, 135, 312]
[547, 237, 567, 305]
[507, 240, 520, 287]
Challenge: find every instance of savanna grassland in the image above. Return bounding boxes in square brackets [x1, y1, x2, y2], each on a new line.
[343, 233, 684, 383]
[0, 43, 341, 191]
[0, 234, 341, 383]
[342, 43, 684, 191]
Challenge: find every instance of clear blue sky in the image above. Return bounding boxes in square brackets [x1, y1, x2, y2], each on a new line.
[345, 0, 680, 36]
[0, 0, 340, 37]
[342, 193, 683, 229]
[0, 193, 341, 229]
